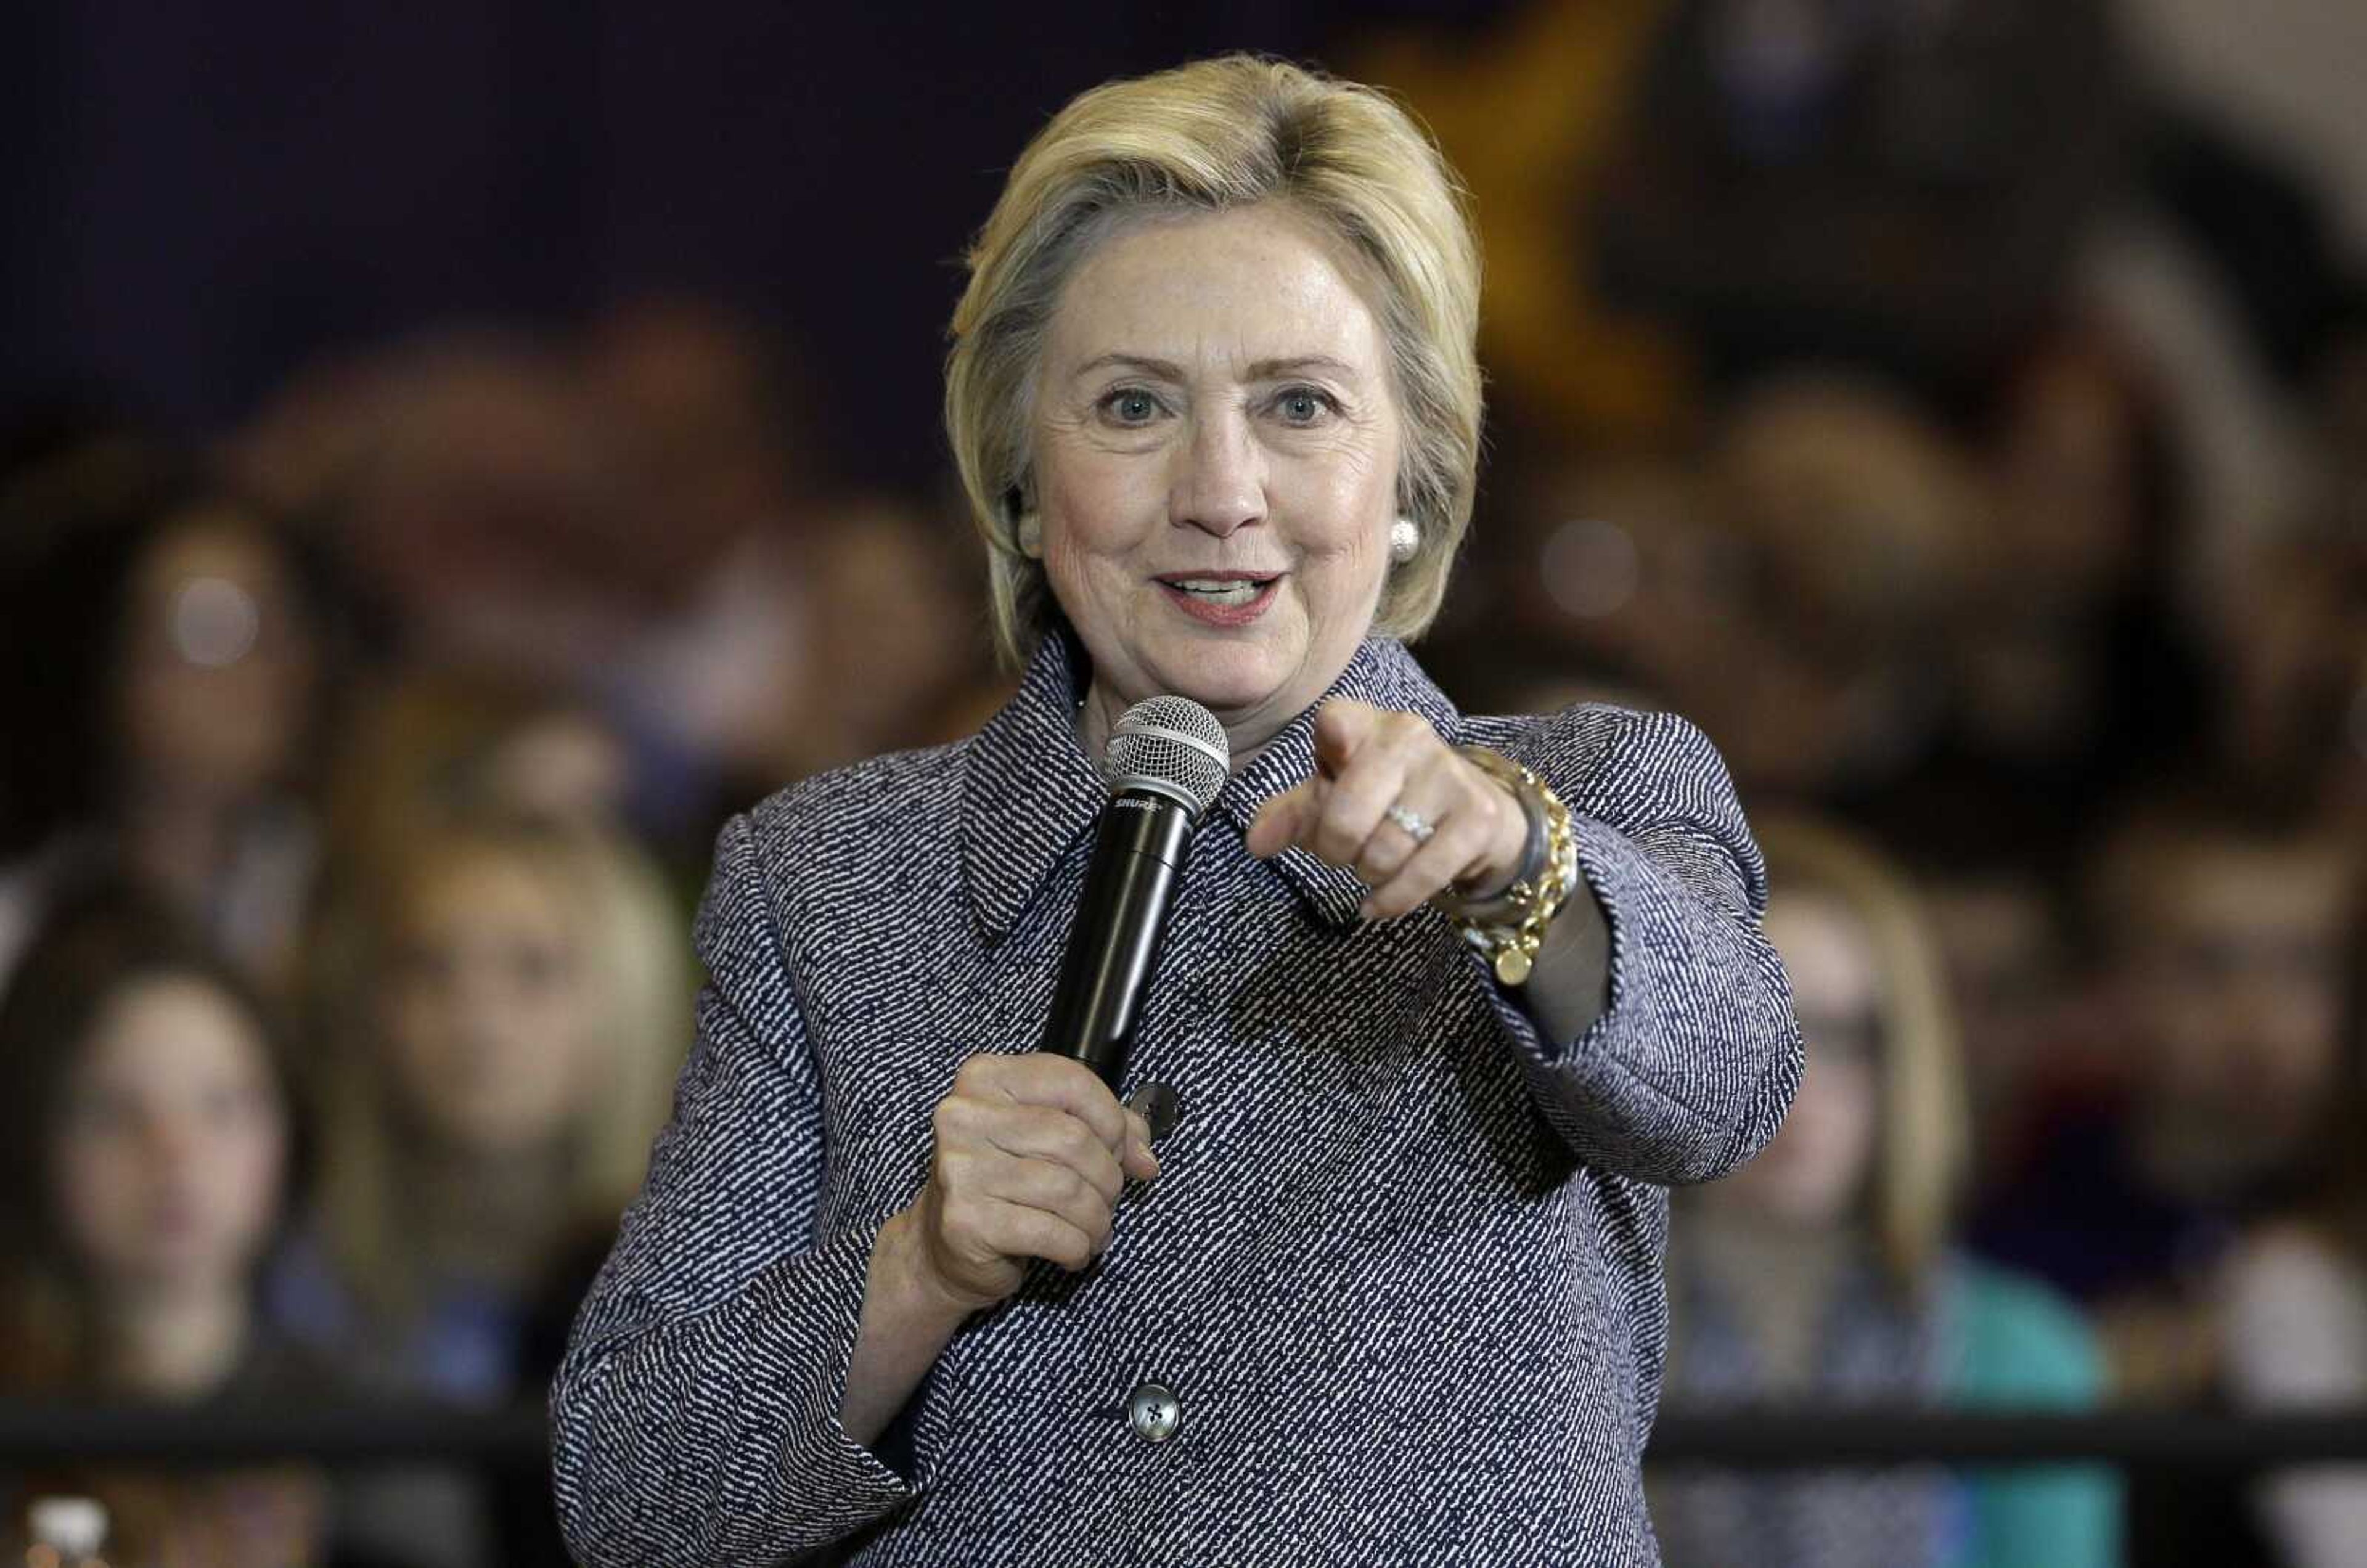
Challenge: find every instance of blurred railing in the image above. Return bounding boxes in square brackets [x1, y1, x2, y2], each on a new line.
[6, 1402, 2367, 1475]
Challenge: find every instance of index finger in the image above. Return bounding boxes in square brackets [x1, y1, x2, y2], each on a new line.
[1246, 776, 1324, 859]
[1313, 698, 1381, 780]
[970, 1053, 1130, 1155]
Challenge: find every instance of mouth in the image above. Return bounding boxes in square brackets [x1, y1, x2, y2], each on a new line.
[1153, 571, 1282, 626]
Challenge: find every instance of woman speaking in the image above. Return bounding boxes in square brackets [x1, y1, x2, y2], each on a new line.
[552, 55, 1801, 1566]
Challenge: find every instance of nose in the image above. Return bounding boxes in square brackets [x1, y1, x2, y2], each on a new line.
[137, 1107, 208, 1177]
[1171, 407, 1265, 537]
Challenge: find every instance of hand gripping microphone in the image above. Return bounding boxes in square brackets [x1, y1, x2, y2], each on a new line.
[1039, 695, 1229, 1085]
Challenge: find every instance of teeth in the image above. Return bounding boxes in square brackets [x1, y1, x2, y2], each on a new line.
[1170, 578, 1265, 604]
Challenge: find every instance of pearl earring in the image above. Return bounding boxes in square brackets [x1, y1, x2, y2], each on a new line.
[1389, 517, 1421, 565]
[1015, 512, 1043, 558]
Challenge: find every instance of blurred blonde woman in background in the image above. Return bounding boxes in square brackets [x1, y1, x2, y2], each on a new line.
[1654, 814, 2121, 1568]
[266, 809, 685, 1405]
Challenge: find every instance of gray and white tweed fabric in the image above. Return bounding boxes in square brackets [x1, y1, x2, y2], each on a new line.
[550, 632, 1802, 1567]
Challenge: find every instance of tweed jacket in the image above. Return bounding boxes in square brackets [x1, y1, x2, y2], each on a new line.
[550, 632, 1802, 1567]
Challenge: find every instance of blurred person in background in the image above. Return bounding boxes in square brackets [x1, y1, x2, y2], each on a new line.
[1699, 373, 1974, 799]
[0, 885, 426, 1568]
[1460, 369, 1977, 806]
[1974, 792, 2356, 1562]
[0, 444, 350, 997]
[1974, 796, 2356, 1384]
[1949, 325, 2201, 808]
[1913, 861, 2102, 1202]
[269, 809, 684, 1408]
[2217, 870, 2367, 1567]
[1654, 814, 2119, 1568]
[1468, 442, 1722, 708]
[227, 331, 631, 690]
[2204, 529, 2367, 825]
[1587, 0, 2126, 400]
[317, 665, 643, 888]
[575, 297, 820, 820]
[784, 489, 1006, 777]
[271, 809, 684, 1564]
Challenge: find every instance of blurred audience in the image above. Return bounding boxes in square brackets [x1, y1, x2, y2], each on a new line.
[229, 305, 832, 849]
[1476, 370, 1977, 801]
[1654, 815, 2119, 1568]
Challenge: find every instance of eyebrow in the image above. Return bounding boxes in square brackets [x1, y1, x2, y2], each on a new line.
[1071, 353, 1365, 383]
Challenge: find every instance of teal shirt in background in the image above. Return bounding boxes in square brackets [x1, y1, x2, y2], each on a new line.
[1655, 1249, 2124, 1568]
[1948, 1260, 2124, 1568]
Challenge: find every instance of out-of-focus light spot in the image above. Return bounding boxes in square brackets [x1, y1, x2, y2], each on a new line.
[1542, 518, 1640, 620]
[25, 1494, 106, 1560]
[169, 577, 260, 668]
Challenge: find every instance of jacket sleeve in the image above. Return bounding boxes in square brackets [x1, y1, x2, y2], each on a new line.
[550, 812, 916, 1566]
[1477, 705, 1802, 1186]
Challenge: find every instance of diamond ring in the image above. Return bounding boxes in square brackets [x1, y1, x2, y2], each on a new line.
[1385, 803, 1436, 844]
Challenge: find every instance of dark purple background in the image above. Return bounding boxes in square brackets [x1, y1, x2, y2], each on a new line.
[4, 3, 1504, 483]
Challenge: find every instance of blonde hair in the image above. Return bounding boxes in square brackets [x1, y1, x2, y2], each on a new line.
[945, 54, 1484, 666]
[307, 812, 687, 1322]
[1756, 814, 1970, 1288]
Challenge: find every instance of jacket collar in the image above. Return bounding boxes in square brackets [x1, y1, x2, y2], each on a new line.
[961, 626, 1463, 941]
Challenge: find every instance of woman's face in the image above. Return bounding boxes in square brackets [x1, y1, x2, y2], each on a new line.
[116, 509, 317, 802]
[1717, 892, 1882, 1228]
[378, 849, 599, 1159]
[1032, 202, 1404, 748]
[49, 974, 289, 1297]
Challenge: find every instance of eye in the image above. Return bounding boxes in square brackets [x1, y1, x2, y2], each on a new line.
[507, 939, 573, 994]
[395, 943, 456, 989]
[60, 1087, 137, 1140]
[1272, 386, 1338, 426]
[1098, 387, 1166, 427]
[198, 1081, 267, 1132]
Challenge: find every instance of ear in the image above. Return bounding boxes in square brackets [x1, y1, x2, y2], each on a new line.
[1004, 486, 1042, 559]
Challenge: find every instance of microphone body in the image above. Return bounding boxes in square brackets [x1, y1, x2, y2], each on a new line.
[1037, 693, 1228, 1087]
[1040, 790, 1193, 1083]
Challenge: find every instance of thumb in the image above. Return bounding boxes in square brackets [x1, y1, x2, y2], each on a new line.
[1122, 1111, 1163, 1182]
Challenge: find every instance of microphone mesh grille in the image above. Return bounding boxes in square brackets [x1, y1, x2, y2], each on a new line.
[1104, 695, 1229, 814]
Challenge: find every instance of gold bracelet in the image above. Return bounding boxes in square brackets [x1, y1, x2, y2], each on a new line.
[1445, 748, 1579, 986]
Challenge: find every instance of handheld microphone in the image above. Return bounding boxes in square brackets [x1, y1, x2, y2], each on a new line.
[1039, 695, 1228, 1085]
